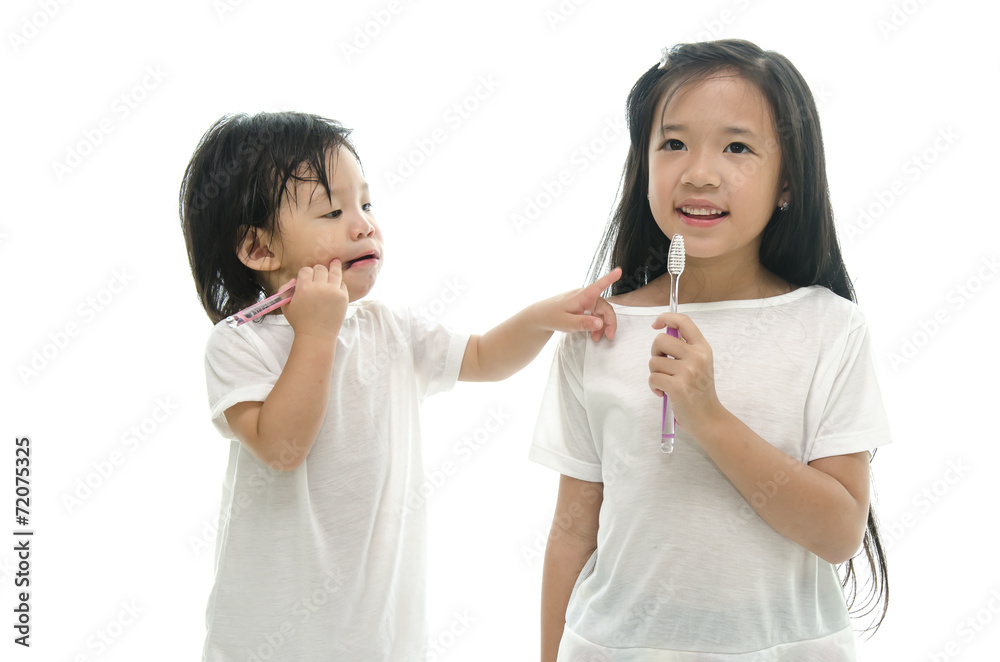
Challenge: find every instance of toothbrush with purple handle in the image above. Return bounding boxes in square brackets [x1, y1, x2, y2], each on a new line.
[661, 234, 685, 453]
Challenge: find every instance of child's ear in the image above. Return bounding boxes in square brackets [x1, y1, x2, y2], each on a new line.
[778, 182, 791, 208]
[237, 227, 280, 272]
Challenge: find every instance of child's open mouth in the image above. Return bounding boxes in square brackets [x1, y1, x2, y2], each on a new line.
[344, 252, 378, 269]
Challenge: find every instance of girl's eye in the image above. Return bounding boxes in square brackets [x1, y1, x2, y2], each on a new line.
[663, 139, 685, 151]
[324, 210, 342, 219]
[362, 202, 372, 211]
[725, 142, 752, 154]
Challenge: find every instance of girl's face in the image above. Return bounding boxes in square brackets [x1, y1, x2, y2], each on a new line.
[647, 73, 789, 264]
[269, 146, 383, 302]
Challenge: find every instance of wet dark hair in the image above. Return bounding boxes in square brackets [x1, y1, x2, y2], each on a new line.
[179, 111, 359, 324]
[589, 39, 887, 634]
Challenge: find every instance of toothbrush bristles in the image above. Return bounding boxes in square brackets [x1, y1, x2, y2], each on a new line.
[668, 235, 685, 275]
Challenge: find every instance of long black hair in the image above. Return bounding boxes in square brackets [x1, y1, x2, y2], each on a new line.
[179, 111, 359, 324]
[589, 39, 887, 634]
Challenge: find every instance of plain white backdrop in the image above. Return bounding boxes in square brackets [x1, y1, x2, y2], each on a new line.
[2, 0, 998, 659]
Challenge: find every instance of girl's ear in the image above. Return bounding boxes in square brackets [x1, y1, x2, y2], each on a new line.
[237, 227, 280, 272]
[778, 182, 791, 208]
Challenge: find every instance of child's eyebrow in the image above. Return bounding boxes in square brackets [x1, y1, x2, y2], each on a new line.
[658, 124, 759, 139]
[307, 182, 370, 208]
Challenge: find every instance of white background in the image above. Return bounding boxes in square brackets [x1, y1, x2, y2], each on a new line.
[3, 0, 998, 660]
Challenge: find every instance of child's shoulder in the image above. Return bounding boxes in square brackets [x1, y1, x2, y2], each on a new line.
[789, 286, 865, 328]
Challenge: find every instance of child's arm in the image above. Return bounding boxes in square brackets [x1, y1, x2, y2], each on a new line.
[541, 475, 603, 662]
[459, 268, 622, 382]
[650, 312, 871, 564]
[224, 261, 349, 471]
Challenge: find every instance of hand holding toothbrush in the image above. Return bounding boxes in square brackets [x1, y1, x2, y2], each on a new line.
[649, 312, 723, 441]
[282, 260, 351, 339]
[226, 259, 349, 338]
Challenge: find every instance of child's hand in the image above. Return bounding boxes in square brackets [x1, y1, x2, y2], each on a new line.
[283, 259, 350, 339]
[536, 267, 622, 342]
[649, 312, 724, 432]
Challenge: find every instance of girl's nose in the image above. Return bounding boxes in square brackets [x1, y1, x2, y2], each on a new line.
[681, 150, 721, 188]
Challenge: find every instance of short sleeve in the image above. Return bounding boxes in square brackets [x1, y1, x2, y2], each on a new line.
[529, 333, 603, 482]
[807, 310, 892, 461]
[397, 307, 469, 400]
[204, 322, 281, 439]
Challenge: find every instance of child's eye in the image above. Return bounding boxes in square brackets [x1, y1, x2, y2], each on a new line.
[725, 142, 752, 154]
[362, 202, 372, 211]
[324, 210, 342, 219]
[662, 139, 685, 151]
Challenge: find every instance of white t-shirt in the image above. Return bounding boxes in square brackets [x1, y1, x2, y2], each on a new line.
[530, 285, 891, 661]
[201, 300, 469, 662]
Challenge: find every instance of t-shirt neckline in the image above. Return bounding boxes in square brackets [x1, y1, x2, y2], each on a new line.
[608, 284, 819, 315]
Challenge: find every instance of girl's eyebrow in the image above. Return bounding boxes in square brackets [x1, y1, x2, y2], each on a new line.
[658, 123, 759, 139]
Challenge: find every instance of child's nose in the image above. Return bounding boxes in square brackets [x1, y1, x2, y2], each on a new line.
[348, 209, 375, 237]
[681, 150, 721, 188]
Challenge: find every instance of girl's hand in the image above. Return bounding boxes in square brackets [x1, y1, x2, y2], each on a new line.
[537, 267, 622, 342]
[649, 312, 723, 432]
[283, 259, 350, 339]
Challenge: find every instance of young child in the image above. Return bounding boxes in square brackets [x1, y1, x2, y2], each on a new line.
[532, 40, 891, 661]
[178, 111, 621, 662]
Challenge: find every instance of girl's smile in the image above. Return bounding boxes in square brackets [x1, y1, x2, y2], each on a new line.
[677, 198, 729, 226]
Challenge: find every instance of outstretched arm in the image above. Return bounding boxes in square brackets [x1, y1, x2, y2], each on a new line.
[458, 268, 622, 382]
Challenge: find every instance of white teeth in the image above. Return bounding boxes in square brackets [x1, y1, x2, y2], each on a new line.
[680, 206, 725, 216]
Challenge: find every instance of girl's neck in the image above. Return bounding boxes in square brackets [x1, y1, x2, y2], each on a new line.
[676, 266, 794, 304]
[617, 256, 795, 306]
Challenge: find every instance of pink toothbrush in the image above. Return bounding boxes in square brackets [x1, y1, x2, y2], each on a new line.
[661, 234, 685, 453]
[224, 279, 296, 328]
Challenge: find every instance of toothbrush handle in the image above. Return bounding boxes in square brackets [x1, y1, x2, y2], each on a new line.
[225, 279, 297, 328]
[660, 326, 680, 453]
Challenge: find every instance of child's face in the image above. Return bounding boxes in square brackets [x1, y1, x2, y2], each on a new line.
[270, 146, 383, 302]
[646, 73, 787, 264]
